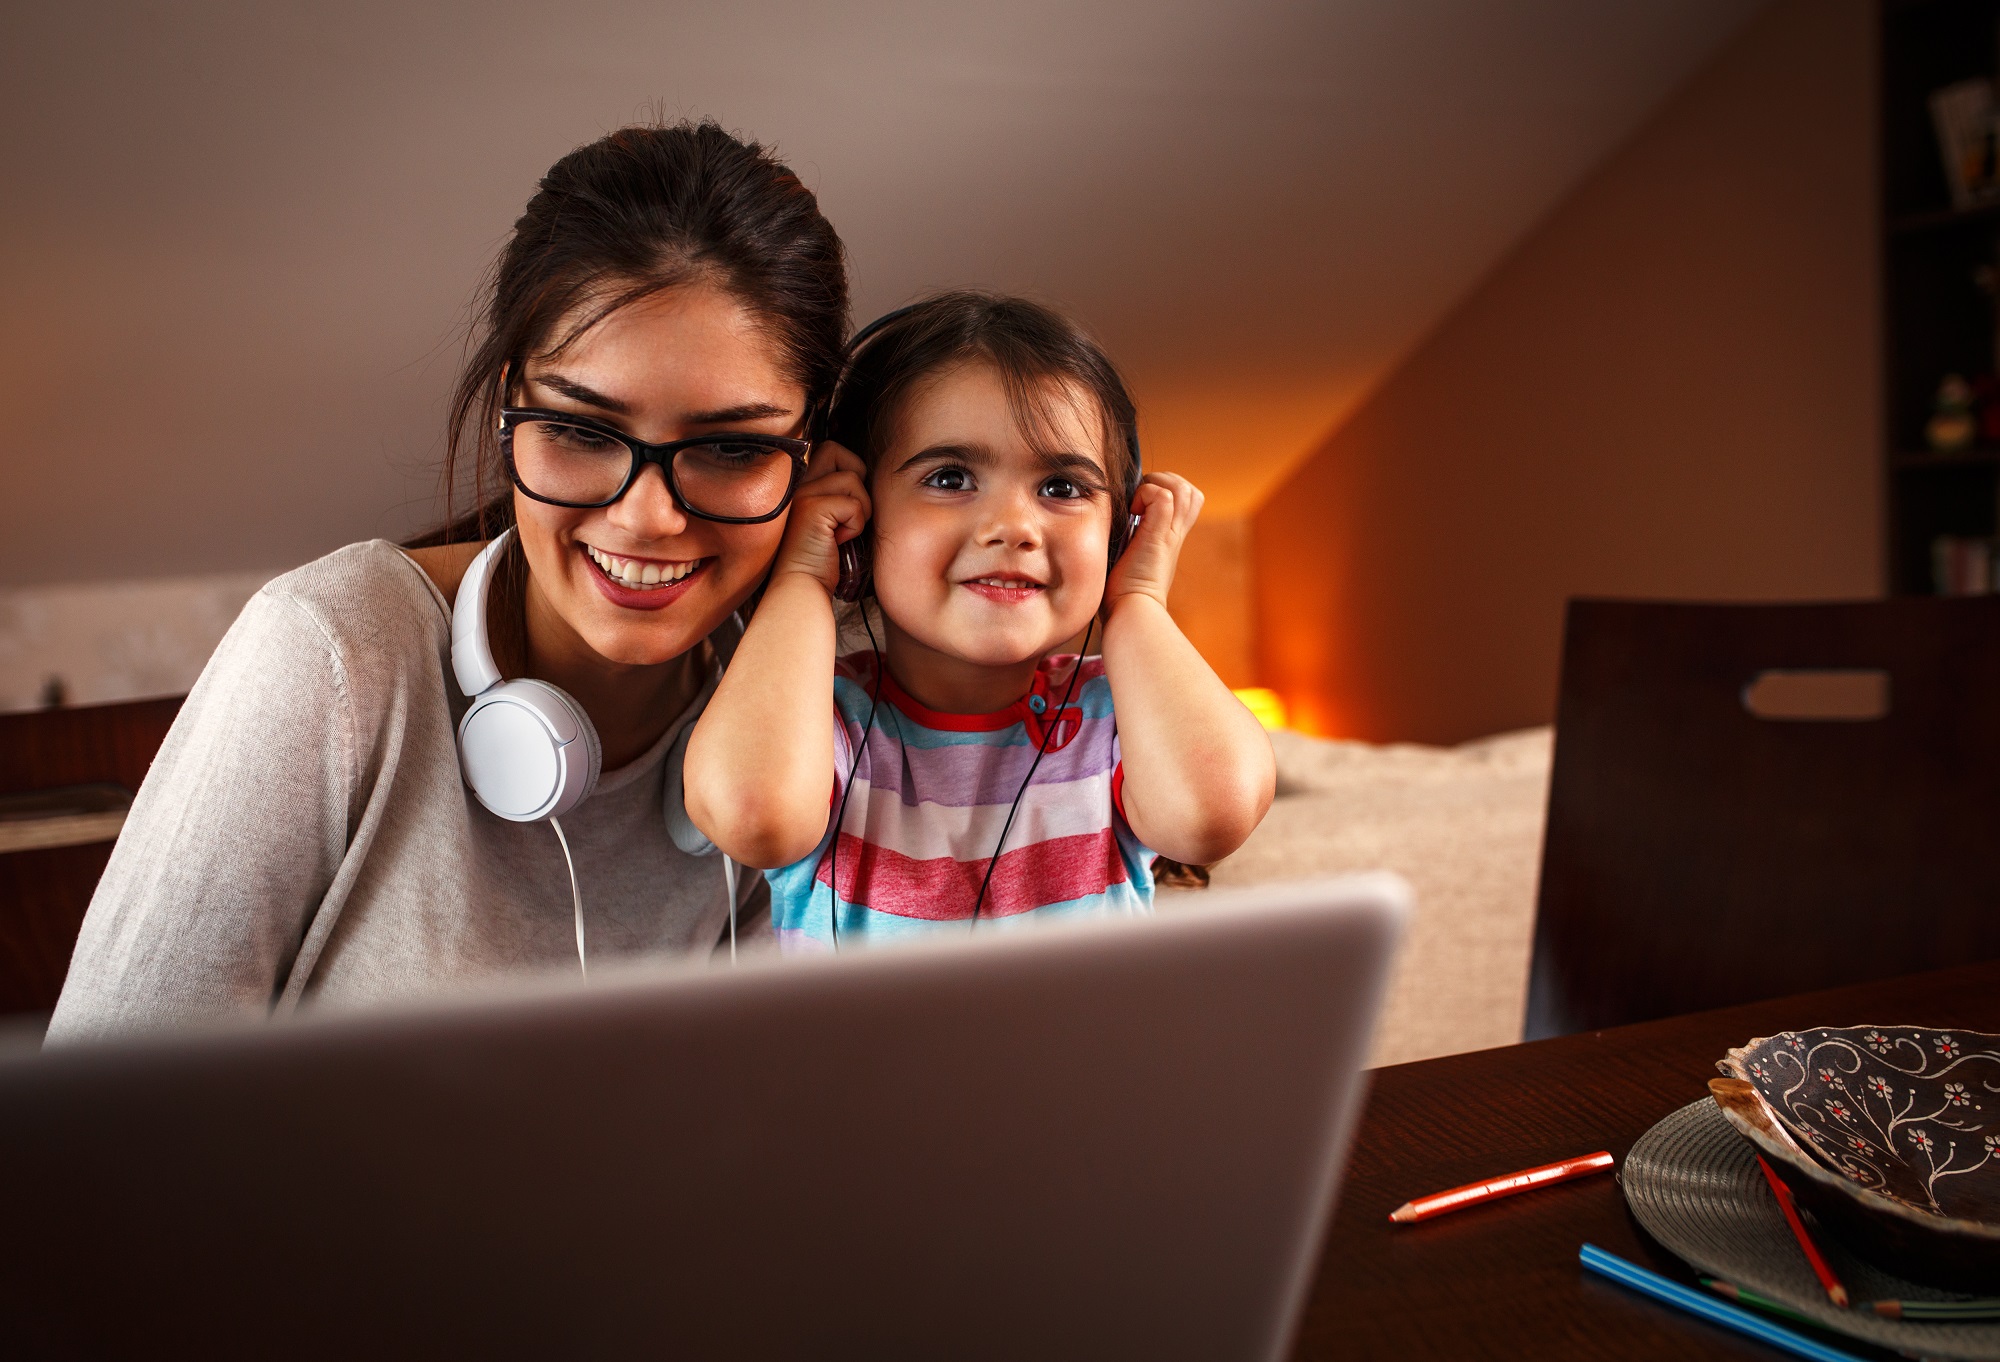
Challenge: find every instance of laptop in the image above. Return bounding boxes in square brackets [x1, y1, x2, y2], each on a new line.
[0, 874, 1406, 1360]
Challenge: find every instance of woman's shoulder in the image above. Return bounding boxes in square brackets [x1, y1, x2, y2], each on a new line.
[259, 540, 451, 636]
[235, 541, 455, 688]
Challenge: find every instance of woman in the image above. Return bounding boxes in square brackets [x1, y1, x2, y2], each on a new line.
[48, 121, 848, 1041]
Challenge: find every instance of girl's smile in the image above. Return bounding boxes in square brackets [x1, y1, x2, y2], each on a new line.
[957, 570, 1046, 603]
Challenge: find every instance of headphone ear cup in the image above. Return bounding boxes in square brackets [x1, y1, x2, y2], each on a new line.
[546, 681, 603, 800]
[834, 533, 873, 603]
[456, 678, 601, 822]
[1109, 425, 1143, 567]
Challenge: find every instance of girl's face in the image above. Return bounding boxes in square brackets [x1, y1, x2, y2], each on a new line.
[512, 281, 804, 670]
[869, 360, 1115, 679]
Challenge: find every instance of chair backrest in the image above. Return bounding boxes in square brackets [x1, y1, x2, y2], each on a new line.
[0, 698, 183, 1016]
[1525, 597, 2000, 1039]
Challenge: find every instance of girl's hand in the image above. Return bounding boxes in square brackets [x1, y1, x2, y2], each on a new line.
[1105, 472, 1202, 611]
[772, 441, 870, 593]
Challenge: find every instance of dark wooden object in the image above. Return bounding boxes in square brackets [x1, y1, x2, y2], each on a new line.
[1526, 596, 2000, 1038]
[1292, 957, 2000, 1361]
[1881, 0, 2000, 594]
[0, 698, 183, 1014]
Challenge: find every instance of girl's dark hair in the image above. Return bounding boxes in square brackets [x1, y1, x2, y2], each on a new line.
[827, 291, 1139, 527]
[410, 119, 848, 546]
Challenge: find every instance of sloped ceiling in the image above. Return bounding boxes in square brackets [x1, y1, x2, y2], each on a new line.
[0, 0, 1764, 583]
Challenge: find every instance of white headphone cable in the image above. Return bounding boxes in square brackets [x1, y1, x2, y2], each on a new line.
[550, 815, 586, 976]
[723, 854, 739, 964]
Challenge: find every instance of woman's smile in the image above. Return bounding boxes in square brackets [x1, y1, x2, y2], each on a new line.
[581, 541, 711, 608]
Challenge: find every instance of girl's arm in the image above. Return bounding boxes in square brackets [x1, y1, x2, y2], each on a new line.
[683, 443, 870, 869]
[1101, 473, 1275, 866]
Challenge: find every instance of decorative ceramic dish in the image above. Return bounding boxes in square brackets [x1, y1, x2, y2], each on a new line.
[1633, 1099, 2000, 1359]
[1713, 1025, 2000, 1293]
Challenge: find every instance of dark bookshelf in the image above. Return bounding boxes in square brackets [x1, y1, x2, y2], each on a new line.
[1883, 0, 2000, 594]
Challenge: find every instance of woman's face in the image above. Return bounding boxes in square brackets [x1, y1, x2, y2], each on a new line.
[869, 360, 1114, 674]
[511, 281, 805, 670]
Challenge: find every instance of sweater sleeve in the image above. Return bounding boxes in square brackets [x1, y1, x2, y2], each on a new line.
[45, 587, 355, 1043]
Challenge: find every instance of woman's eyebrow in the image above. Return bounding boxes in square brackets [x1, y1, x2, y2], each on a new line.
[528, 373, 793, 426]
[528, 372, 630, 414]
[686, 402, 794, 424]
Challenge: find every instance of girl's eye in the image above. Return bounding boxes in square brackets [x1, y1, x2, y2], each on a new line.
[1040, 476, 1088, 501]
[921, 466, 972, 492]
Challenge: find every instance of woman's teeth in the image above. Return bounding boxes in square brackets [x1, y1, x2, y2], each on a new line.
[585, 544, 700, 589]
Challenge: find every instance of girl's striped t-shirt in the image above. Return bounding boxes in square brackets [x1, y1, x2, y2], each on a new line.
[766, 652, 1154, 950]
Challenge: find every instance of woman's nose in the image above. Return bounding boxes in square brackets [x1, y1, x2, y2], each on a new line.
[608, 463, 690, 540]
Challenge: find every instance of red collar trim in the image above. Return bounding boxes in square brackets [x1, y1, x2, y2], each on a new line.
[868, 656, 1085, 744]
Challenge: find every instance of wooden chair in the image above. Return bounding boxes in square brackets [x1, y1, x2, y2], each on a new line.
[0, 698, 183, 1017]
[1524, 597, 2000, 1039]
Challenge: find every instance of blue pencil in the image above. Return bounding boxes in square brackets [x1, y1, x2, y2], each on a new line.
[1579, 1244, 1869, 1362]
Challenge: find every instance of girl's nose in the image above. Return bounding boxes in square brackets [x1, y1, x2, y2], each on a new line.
[979, 485, 1042, 550]
[608, 463, 691, 540]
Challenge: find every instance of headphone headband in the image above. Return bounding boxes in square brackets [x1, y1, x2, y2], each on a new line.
[451, 529, 512, 697]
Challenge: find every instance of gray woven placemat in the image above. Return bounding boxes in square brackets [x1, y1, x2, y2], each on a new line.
[1622, 1098, 2000, 1360]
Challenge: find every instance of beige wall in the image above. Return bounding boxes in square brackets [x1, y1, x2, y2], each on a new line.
[1165, 516, 1256, 689]
[1252, 0, 1881, 744]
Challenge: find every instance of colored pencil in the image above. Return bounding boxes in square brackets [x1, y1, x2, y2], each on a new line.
[1867, 1298, 2000, 1320]
[1387, 1150, 1614, 1223]
[1755, 1154, 1849, 1307]
[1700, 1277, 1821, 1327]
[1580, 1244, 1869, 1362]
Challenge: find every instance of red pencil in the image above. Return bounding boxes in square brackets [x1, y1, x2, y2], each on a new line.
[1388, 1151, 1615, 1223]
[1754, 1154, 1849, 1308]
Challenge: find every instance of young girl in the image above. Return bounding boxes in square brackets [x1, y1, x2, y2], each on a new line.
[683, 292, 1274, 947]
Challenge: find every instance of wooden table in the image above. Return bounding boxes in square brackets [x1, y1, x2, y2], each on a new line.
[1291, 959, 2000, 1360]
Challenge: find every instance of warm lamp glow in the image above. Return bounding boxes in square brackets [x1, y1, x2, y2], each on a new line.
[1233, 687, 1288, 730]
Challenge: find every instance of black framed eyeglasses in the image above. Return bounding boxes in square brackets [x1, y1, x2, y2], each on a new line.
[498, 407, 812, 524]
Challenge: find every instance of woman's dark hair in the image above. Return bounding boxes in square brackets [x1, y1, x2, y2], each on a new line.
[827, 291, 1139, 528]
[410, 119, 848, 546]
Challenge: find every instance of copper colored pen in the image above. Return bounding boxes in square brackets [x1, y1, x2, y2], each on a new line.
[1389, 1150, 1616, 1223]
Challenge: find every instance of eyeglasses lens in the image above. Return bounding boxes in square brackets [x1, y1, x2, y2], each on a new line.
[673, 440, 797, 519]
[511, 420, 796, 517]
[511, 420, 630, 506]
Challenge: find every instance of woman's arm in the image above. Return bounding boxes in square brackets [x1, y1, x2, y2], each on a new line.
[46, 588, 352, 1042]
[1101, 473, 1276, 866]
[683, 444, 870, 869]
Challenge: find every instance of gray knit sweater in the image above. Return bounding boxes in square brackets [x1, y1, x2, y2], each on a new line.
[47, 540, 762, 1043]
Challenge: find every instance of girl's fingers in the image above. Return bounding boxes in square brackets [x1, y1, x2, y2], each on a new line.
[809, 440, 867, 480]
[830, 441, 867, 476]
[831, 489, 871, 540]
[1133, 472, 1202, 537]
[804, 470, 869, 506]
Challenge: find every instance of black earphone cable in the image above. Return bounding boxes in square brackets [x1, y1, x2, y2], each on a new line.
[969, 616, 1096, 926]
[825, 601, 884, 951]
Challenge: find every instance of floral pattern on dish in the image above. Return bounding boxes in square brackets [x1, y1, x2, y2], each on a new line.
[1719, 1026, 1999, 1223]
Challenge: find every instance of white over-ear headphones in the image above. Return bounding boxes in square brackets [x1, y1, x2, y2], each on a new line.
[451, 528, 602, 822]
